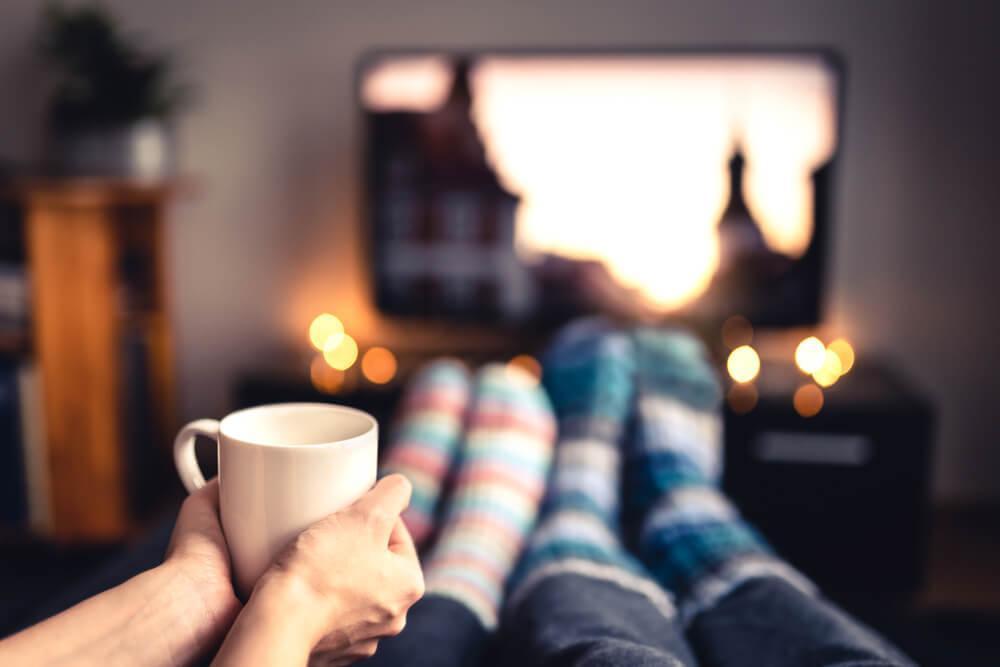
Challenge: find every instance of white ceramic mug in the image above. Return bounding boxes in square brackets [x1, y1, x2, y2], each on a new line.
[173, 403, 378, 598]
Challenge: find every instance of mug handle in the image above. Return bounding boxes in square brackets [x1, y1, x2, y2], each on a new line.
[173, 419, 220, 493]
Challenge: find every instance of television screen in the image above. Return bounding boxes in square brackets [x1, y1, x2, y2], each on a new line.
[360, 50, 842, 328]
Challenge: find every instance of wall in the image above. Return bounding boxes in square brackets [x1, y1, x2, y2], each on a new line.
[1, 0, 997, 502]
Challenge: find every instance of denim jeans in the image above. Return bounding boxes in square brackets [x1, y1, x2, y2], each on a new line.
[368, 574, 914, 667]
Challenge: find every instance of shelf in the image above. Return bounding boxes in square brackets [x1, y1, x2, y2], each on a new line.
[2, 182, 179, 541]
[0, 178, 195, 207]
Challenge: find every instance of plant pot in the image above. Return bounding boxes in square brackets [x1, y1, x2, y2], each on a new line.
[47, 119, 175, 180]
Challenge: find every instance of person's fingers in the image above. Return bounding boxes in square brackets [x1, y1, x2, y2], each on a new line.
[388, 517, 418, 560]
[388, 520, 424, 604]
[358, 474, 412, 516]
[168, 478, 225, 559]
[351, 474, 412, 540]
[189, 477, 221, 511]
[352, 639, 379, 660]
[174, 477, 219, 527]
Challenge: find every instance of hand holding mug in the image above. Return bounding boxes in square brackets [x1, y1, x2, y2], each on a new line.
[173, 403, 379, 597]
[164, 479, 243, 649]
[213, 475, 424, 666]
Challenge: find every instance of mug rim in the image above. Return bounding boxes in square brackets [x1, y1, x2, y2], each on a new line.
[219, 402, 377, 449]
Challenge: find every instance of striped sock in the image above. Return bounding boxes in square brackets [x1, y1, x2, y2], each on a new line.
[380, 359, 471, 549]
[423, 363, 556, 629]
[506, 319, 675, 620]
[628, 327, 814, 621]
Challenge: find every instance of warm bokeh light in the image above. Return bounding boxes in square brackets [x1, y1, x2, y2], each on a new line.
[323, 333, 359, 371]
[812, 349, 844, 387]
[794, 336, 826, 374]
[793, 383, 824, 417]
[727, 382, 758, 414]
[310, 356, 345, 394]
[727, 345, 760, 383]
[721, 315, 754, 349]
[468, 55, 836, 310]
[828, 338, 855, 374]
[507, 354, 542, 381]
[309, 313, 344, 351]
[361, 347, 398, 384]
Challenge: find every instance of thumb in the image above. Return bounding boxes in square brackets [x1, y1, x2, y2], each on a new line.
[351, 474, 412, 540]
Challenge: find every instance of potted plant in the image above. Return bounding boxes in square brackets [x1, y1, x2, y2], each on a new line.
[39, 3, 190, 179]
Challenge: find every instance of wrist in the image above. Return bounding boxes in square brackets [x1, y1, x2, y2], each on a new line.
[152, 561, 241, 662]
[163, 548, 239, 605]
[250, 571, 331, 647]
[213, 576, 316, 666]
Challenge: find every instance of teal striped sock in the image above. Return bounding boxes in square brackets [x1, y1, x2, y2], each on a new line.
[507, 319, 675, 620]
[423, 363, 555, 629]
[381, 359, 471, 548]
[628, 327, 814, 621]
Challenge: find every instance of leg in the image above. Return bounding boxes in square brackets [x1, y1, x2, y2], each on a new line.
[502, 573, 692, 667]
[369, 362, 555, 665]
[499, 320, 697, 666]
[689, 576, 912, 667]
[360, 595, 489, 667]
[380, 359, 472, 548]
[627, 327, 914, 667]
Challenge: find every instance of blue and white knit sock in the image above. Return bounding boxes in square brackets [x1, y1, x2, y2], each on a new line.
[506, 319, 675, 619]
[628, 327, 814, 622]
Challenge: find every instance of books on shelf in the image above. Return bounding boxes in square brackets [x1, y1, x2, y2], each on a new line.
[0, 333, 165, 534]
[0, 360, 51, 534]
[18, 362, 50, 534]
[0, 264, 28, 329]
[0, 358, 26, 526]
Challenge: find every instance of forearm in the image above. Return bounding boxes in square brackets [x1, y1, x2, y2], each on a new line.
[0, 561, 238, 667]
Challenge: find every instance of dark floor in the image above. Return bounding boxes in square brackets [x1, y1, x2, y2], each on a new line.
[1, 506, 999, 665]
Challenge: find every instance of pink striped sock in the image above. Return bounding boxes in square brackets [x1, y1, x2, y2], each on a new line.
[423, 363, 556, 629]
[381, 359, 471, 548]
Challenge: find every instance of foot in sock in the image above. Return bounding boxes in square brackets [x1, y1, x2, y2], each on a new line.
[507, 319, 675, 618]
[422, 363, 556, 629]
[628, 327, 813, 620]
[380, 359, 471, 549]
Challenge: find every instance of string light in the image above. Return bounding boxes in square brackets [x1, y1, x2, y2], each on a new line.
[310, 356, 345, 394]
[828, 338, 855, 374]
[508, 354, 542, 382]
[727, 345, 760, 383]
[309, 313, 344, 351]
[727, 382, 758, 414]
[812, 349, 843, 387]
[361, 347, 398, 384]
[323, 333, 359, 371]
[794, 336, 826, 374]
[793, 383, 824, 417]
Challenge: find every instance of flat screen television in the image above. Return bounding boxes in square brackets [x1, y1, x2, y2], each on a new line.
[360, 49, 843, 328]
